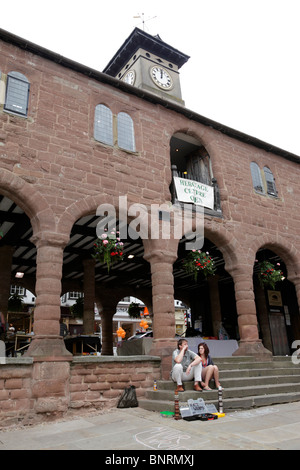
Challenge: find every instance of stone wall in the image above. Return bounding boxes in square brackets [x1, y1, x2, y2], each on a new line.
[0, 356, 161, 428]
[0, 32, 300, 403]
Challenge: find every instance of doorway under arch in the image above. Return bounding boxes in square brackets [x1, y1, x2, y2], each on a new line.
[174, 235, 238, 340]
[253, 248, 300, 355]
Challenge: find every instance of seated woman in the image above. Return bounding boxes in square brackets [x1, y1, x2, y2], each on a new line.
[198, 342, 222, 390]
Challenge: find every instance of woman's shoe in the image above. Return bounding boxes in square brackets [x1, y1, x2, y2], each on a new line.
[193, 383, 203, 392]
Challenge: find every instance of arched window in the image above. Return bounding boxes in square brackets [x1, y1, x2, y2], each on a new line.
[250, 162, 264, 193]
[117, 112, 135, 152]
[263, 166, 277, 196]
[94, 104, 113, 145]
[4, 71, 30, 116]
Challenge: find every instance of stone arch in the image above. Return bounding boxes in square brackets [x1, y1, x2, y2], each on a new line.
[170, 131, 213, 182]
[250, 234, 300, 278]
[203, 223, 240, 273]
[179, 218, 240, 275]
[57, 193, 142, 240]
[0, 169, 55, 236]
[57, 195, 153, 350]
[251, 236, 300, 355]
[175, 222, 241, 338]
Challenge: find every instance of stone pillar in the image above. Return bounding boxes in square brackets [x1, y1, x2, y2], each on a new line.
[144, 239, 178, 379]
[101, 310, 115, 356]
[253, 280, 273, 352]
[208, 275, 222, 337]
[289, 273, 300, 316]
[287, 271, 300, 341]
[25, 232, 72, 361]
[0, 245, 14, 324]
[96, 287, 119, 356]
[83, 258, 95, 335]
[229, 265, 272, 359]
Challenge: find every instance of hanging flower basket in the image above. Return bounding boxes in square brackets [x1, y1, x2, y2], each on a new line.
[257, 260, 284, 290]
[183, 250, 216, 281]
[92, 229, 124, 272]
[128, 302, 143, 319]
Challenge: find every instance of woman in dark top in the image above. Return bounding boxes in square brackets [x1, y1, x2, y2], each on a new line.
[198, 342, 222, 390]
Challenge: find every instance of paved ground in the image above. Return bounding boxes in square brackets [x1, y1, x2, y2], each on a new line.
[1, 401, 300, 451]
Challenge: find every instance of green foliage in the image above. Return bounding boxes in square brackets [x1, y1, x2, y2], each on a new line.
[92, 230, 124, 272]
[183, 250, 216, 281]
[257, 260, 284, 290]
[128, 302, 143, 319]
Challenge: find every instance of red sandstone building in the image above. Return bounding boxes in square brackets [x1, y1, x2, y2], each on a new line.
[0, 28, 299, 425]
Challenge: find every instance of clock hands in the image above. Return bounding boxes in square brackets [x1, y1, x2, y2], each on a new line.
[150, 66, 173, 89]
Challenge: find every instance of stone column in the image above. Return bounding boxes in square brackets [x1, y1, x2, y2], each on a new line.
[289, 273, 300, 316]
[0, 245, 15, 325]
[83, 258, 95, 335]
[96, 287, 120, 356]
[253, 279, 273, 352]
[208, 275, 222, 337]
[100, 310, 115, 356]
[287, 271, 300, 342]
[25, 232, 72, 361]
[229, 265, 272, 359]
[144, 239, 178, 379]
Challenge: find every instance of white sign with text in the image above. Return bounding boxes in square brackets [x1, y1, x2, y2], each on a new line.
[174, 176, 214, 209]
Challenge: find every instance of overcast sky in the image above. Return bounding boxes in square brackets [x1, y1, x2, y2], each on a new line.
[1, 0, 300, 156]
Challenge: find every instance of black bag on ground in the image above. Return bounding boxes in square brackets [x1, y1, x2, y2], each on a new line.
[117, 385, 138, 408]
[183, 413, 218, 421]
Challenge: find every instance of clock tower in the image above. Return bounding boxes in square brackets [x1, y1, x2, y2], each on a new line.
[103, 28, 189, 105]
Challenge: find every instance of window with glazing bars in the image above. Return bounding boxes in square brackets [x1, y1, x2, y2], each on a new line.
[250, 162, 264, 193]
[263, 166, 277, 196]
[94, 104, 113, 145]
[117, 112, 135, 152]
[4, 71, 30, 116]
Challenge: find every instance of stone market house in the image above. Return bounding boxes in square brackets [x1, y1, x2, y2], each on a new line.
[0, 28, 299, 426]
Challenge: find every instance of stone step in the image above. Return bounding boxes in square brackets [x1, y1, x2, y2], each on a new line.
[215, 355, 291, 363]
[146, 381, 300, 402]
[219, 368, 300, 378]
[138, 356, 300, 413]
[155, 373, 300, 390]
[218, 361, 298, 370]
[138, 391, 300, 413]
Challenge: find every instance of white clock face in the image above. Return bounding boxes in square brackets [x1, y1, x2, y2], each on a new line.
[123, 70, 135, 85]
[150, 66, 173, 90]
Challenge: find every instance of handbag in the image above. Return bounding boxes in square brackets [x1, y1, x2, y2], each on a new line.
[117, 385, 138, 408]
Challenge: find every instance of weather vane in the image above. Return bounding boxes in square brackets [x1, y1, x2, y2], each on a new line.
[133, 13, 157, 31]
